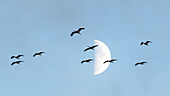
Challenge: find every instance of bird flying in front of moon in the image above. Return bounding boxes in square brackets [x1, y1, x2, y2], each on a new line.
[103, 59, 117, 64]
[84, 45, 98, 52]
[81, 59, 93, 64]
[93, 40, 112, 75]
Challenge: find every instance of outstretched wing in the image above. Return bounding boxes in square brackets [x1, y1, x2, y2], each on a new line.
[40, 52, 45, 54]
[142, 62, 147, 64]
[70, 32, 75, 36]
[141, 42, 144, 45]
[146, 41, 152, 44]
[89, 59, 93, 61]
[135, 63, 139, 66]
[111, 59, 117, 62]
[86, 59, 93, 62]
[91, 45, 98, 49]
[84, 47, 90, 52]
[81, 60, 85, 64]
[78, 28, 85, 31]
[93, 45, 98, 48]
[11, 62, 16, 66]
[18, 55, 24, 57]
[33, 53, 37, 57]
[11, 56, 15, 59]
[18, 61, 24, 63]
[103, 60, 108, 64]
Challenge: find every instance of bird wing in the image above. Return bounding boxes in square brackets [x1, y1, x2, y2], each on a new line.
[91, 45, 98, 49]
[93, 45, 98, 48]
[18, 55, 24, 57]
[111, 59, 117, 61]
[40, 52, 45, 54]
[142, 62, 147, 64]
[70, 32, 76, 36]
[78, 28, 85, 31]
[103, 60, 108, 64]
[33, 53, 37, 57]
[141, 42, 144, 45]
[11, 62, 16, 66]
[81, 60, 85, 64]
[11, 56, 15, 59]
[84, 47, 90, 52]
[135, 63, 139, 66]
[89, 59, 93, 61]
[146, 41, 152, 44]
[86, 60, 90, 62]
[18, 61, 23, 63]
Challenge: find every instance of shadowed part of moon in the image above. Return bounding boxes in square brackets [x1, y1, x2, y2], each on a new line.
[94, 40, 111, 75]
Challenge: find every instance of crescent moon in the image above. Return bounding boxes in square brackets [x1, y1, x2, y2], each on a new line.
[94, 40, 111, 75]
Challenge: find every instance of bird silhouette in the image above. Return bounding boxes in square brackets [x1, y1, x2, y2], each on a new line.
[81, 59, 93, 64]
[104, 59, 117, 64]
[141, 41, 152, 46]
[135, 62, 147, 66]
[84, 45, 98, 52]
[11, 61, 23, 66]
[70, 28, 85, 36]
[33, 52, 45, 57]
[11, 55, 24, 59]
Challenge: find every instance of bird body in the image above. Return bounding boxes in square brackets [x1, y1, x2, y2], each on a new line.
[33, 52, 45, 57]
[84, 45, 98, 52]
[11, 61, 23, 66]
[70, 28, 85, 36]
[135, 62, 147, 66]
[81, 59, 93, 64]
[104, 59, 117, 64]
[141, 41, 152, 46]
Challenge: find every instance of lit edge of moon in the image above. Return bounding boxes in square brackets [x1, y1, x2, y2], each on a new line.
[94, 40, 111, 75]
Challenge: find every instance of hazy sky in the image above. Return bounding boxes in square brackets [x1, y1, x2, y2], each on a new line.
[1, 0, 170, 96]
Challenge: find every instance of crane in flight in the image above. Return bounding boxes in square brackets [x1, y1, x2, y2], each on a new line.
[11, 61, 24, 66]
[70, 28, 85, 36]
[141, 41, 152, 46]
[81, 59, 93, 64]
[33, 52, 45, 57]
[103, 59, 117, 64]
[84, 45, 98, 52]
[135, 61, 147, 66]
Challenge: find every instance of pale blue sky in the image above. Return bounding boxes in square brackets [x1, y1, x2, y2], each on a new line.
[0, 0, 170, 96]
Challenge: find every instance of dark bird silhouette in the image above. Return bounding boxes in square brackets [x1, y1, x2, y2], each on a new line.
[141, 41, 152, 46]
[70, 28, 85, 36]
[81, 59, 93, 64]
[135, 62, 147, 66]
[11, 61, 23, 66]
[33, 52, 45, 57]
[11, 55, 24, 59]
[104, 59, 117, 64]
[84, 45, 98, 52]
